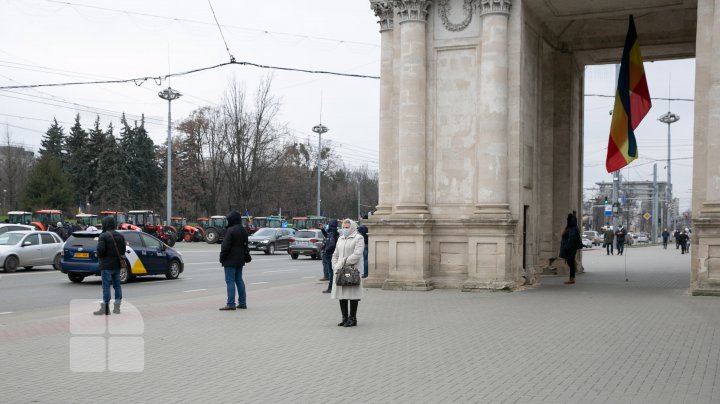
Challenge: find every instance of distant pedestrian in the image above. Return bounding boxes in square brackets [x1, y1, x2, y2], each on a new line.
[604, 226, 615, 255]
[94, 216, 125, 315]
[674, 229, 681, 249]
[357, 222, 369, 278]
[615, 225, 627, 255]
[559, 213, 582, 285]
[321, 220, 339, 293]
[219, 210, 250, 311]
[661, 228, 670, 249]
[678, 229, 689, 254]
[331, 219, 365, 326]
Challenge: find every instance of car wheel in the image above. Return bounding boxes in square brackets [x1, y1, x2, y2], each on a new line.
[4, 256, 19, 273]
[291, 253, 299, 260]
[206, 229, 218, 244]
[119, 265, 129, 284]
[269, 244, 275, 255]
[311, 254, 318, 260]
[166, 259, 181, 280]
[53, 253, 61, 270]
[68, 273, 84, 283]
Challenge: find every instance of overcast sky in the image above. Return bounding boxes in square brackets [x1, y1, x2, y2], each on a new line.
[0, 0, 694, 210]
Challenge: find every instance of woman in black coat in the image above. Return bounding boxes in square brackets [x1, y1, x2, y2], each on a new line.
[559, 213, 582, 284]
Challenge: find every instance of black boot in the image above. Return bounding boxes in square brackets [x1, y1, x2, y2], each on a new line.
[344, 300, 358, 327]
[113, 302, 121, 314]
[94, 303, 109, 316]
[338, 299, 348, 326]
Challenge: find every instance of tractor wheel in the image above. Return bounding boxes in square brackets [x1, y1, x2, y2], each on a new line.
[183, 233, 192, 243]
[206, 229, 219, 244]
[166, 234, 176, 247]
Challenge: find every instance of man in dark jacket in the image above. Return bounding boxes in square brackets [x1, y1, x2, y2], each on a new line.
[219, 210, 249, 310]
[559, 213, 582, 284]
[615, 225, 627, 256]
[321, 219, 338, 293]
[358, 223, 369, 278]
[662, 228, 670, 249]
[94, 216, 126, 315]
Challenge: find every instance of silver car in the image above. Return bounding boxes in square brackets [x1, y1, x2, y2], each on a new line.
[287, 229, 325, 260]
[0, 231, 64, 272]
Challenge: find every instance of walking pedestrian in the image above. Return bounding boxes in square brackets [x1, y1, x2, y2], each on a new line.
[679, 229, 689, 254]
[661, 228, 670, 249]
[358, 222, 369, 278]
[559, 213, 582, 285]
[331, 219, 365, 326]
[615, 225, 627, 255]
[674, 229, 681, 249]
[321, 220, 339, 293]
[219, 210, 250, 311]
[604, 225, 615, 255]
[94, 216, 125, 315]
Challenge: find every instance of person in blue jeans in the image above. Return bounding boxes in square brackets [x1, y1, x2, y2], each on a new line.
[321, 220, 339, 293]
[358, 223, 369, 278]
[94, 216, 125, 315]
[219, 210, 250, 310]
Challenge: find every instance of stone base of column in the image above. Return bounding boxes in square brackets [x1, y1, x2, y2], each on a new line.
[474, 203, 512, 218]
[393, 203, 431, 218]
[690, 209, 720, 296]
[373, 204, 393, 216]
[382, 279, 435, 291]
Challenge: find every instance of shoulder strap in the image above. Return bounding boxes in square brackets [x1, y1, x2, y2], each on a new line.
[108, 231, 124, 262]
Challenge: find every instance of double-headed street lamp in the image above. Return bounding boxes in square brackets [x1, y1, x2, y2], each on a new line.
[312, 123, 329, 217]
[158, 87, 182, 226]
[658, 111, 679, 230]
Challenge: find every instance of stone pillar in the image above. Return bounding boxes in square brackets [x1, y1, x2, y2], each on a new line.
[475, 0, 512, 217]
[394, 0, 431, 216]
[693, 0, 720, 295]
[371, 1, 395, 216]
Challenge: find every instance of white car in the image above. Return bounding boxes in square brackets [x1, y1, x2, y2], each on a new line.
[0, 231, 64, 273]
[0, 223, 34, 235]
[581, 236, 593, 249]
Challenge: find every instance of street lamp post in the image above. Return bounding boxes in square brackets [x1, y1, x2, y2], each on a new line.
[658, 111, 679, 230]
[312, 124, 329, 217]
[158, 87, 182, 226]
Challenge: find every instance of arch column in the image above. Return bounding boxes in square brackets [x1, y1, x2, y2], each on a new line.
[475, 0, 512, 217]
[371, 1, 395, 216]
[394, 0, 431, 217]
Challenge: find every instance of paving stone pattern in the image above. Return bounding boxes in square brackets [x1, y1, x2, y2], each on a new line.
[1, 245, 718, 403]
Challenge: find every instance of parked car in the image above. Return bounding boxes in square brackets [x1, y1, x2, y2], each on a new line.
[248, 228, 294, 255]
[635, 233, 650, 243]
[0, 223, 34, 235]
[60, 230, 184, 283]
[288, 229, 325, 260]
[581, 236, 593, 249]
[583, 231, 602, 246]
[0, 231, 63, 272]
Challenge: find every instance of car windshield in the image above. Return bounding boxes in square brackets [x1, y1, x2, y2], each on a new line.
[254, 229, 276, 237]
[0, 233, 24, 245]
[296, 231, 317, 238]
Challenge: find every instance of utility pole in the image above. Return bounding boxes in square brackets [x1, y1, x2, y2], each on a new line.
[652, 163, 658, 244]
[357, 179, 361, 220]
[312, 123, 329, 217]
[158, 87, 182, 226]
[658, 110, 679, 231]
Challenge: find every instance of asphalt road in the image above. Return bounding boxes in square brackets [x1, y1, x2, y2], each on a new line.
[0, 242, 327, 313]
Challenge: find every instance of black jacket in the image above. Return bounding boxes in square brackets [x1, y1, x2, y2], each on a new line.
[559, 214, 582, 260]
[96, 216, 126, 271]
[358, 225, 368, 246]
[220, 210, 249, 268]
[322, 220, 339, 255]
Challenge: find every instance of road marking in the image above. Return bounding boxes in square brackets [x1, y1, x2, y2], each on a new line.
[0, 270, 58, 276]
[249, 282, 268, 285]
[303, 276, 316, 279]
[183, 289, 207, 293]
[0, 311, 13, 315]
[185, 261, 222, 266]
[263, 269, 298, 273]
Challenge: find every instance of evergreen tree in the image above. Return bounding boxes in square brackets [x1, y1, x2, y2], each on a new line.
[39, 118, 65, 161]
[20, 155, 74, 211]
[64, 114, 90, 206]
[118, 114, 161, 209]
[96, 131, 126, 210]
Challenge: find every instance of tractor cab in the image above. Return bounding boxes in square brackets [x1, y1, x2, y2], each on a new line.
[171, 217, 188, 229]
[254, 216, 267, 228]
[241, 216, 258, 234]
[127, 210, 177, 246]
[265, 215, 285, 228]
[196, 218, 209, 229]
[76, 214, 99, 227]
[292, 216, 326, 230]
[172, 217, 204, 242]
[203, 215, 228, 244]
[101, 211, 134, 230]
[8, 211, 33, 225]
[34, 209, 64, 231]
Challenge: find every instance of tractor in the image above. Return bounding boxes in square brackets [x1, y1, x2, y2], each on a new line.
[203, 215, 227, 244]
[127, 210, 177, 246]
[76, 213, 100, 228]
[171, 217, 204, 242]
[33, 209, 64, 231]
[100, 211, 140, 231]
[8, 211, 35, 227]
[291, 216, 326, 230]
[196, 217, 209, 230]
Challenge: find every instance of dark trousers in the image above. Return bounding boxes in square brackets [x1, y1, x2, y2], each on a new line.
[100, 269, 122, 304]
[681, 242, 688, 254]
[617, 241, 625, 255]
[322, 251, 333, 291]
[565, 258, 576, 279]
[606, 242, 613, 255]
[663, 239, 668, 249]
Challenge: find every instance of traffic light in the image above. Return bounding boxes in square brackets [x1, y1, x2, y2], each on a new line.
[604, 196, 608, 204]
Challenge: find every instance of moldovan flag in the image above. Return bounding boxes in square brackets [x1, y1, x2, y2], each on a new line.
[606, 15, 652, 173]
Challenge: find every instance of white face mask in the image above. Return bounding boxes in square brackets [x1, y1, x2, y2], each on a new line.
[340, 228, 351, 237]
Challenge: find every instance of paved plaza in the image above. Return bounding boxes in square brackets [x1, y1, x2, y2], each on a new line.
[1, 245, 718, 403]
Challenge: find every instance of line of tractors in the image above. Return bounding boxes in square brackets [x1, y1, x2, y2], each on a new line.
[7, 209, 327, 246]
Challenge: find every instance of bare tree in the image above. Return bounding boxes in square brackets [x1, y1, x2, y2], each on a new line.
[0, 128, 34, 212]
